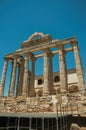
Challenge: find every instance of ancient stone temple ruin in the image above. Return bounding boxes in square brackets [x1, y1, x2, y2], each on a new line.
[0, 32, 86, 130]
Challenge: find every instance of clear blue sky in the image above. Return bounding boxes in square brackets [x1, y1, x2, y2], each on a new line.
[0, 0, 86, 95]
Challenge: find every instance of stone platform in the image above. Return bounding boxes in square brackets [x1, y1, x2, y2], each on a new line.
[0, 90, 86, 115]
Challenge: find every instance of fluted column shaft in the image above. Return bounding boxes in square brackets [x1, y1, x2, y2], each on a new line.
[58, 44, 67, 92]
[9, 59, 17, 96]
[8, 61, 13, 95]
[16, 64, 20, 96]
[43, 52, 50, 95]
[30, 58, 36, 97]
[22, 57, 29, 96]
[49, 54, 54, 94]
[0, 58, 8, 96]
[73, 42, 84, 89]
[17, 61, 24, 96]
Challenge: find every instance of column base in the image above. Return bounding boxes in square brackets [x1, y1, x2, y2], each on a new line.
[22, 93, 27, 97]
[9, 93, 14, 97]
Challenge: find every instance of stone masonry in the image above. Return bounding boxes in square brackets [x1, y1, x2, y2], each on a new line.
[0, 32, 85, 115]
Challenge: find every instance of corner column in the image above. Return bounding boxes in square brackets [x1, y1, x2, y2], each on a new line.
[43, 51, 50, 95]
[72, 41, 85, 89]
[22, 57, 29, 97]
[0, 57, 8, 96]
[58, 44, 67, 92]
[9, 58, 17, 96]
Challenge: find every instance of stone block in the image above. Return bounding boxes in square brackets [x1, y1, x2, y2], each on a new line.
[70, 124, 80, 130]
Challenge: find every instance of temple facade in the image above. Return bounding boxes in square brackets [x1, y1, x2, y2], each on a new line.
[0, 32, 86, 129]
[0, 32, 85, 97]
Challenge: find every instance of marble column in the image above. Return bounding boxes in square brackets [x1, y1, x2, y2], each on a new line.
[22, 57, 29, 96]
[17, 60, 24, 96]
[72, 41, 85, 89]
[0, 57, 8, 96]
[16, 63, 20, 96]
[58, 44, 67, 92]
[48, 53, 54, 94]
[8, 61, 13, 96]
[9, 59, 17, 96]
[30, 57, 36, 97]
[43, 52, 50, 95]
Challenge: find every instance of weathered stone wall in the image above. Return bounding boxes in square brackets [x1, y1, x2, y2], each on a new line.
[0, 90, 86, 114]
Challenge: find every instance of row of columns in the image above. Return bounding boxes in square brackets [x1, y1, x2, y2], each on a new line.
[9, 59, 17, 96]
[0, 41, 85, 97]
[22, 56, 35, 97]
